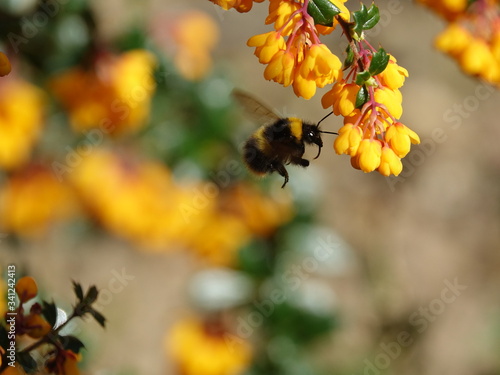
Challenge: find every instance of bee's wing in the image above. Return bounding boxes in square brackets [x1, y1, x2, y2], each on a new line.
[232, 89, 281, 125]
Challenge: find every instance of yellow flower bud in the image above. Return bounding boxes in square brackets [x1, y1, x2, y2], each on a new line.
[378, 55, 408, 90]
[357, 139, 382, 173]
[374, 87, 403, 119]
[324, 81, 360, 117]
[378, 146, 403, 176]
[264, 50, 295, 86]
[292, 72, 316, 99]
[385, 122, 419, 158]
[16, 276, 38, 303]
[334, 123, 362, 156]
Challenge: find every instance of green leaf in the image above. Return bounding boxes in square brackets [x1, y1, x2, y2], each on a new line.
[355, 86, 369, 108]
[352, 3, 380, 36]
[73, 281, 84, 302]
[369, 48, 390, 76]
[42, 301, 58, 328]
[352, 3, 368, 35]
[17, 352, 37, 374]
[355, 71, 371, 85]
[344, 45, 354, 69]
[307, 0, 341, 27]
[61, 335, 86, 354]
[89, 308, 106, 328]
[364, 4, 380, 30]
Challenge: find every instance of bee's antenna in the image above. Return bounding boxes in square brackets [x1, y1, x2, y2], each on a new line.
[317, 111, 338, 135]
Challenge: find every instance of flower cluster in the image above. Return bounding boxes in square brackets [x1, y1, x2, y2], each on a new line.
[322, 48, 420, 176]
[421, 0, 500, 85]
[68, 149, 292, 265]
[247, 0, 348, 99]
[50, 50, 157, 135]
[212, 0, 420, 176]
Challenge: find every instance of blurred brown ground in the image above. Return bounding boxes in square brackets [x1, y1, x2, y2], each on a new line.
[2, 0, 500, 374]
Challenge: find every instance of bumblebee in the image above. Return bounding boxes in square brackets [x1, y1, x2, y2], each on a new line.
[233, 89, 336, 188]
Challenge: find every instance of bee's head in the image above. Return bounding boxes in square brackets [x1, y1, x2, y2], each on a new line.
[303, 123, 323, 159]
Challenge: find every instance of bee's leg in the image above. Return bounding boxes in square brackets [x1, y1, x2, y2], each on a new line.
[290, 157, 309, 167]
[270, 162, 289, 188]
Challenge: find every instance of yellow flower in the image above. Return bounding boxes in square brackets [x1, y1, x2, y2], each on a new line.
[385, 122, 420, 158]
[50, 49, 157, 135]
[322, 81, 360, 116]
[377, 55, 408, 90]
[247, 31, 286, 64]
[294, 44, 342, 99]
[211, 0, 264, 12]
[0, 80, 45, 170]
[16, 276, 38, 303]
[0, 52, 11, 76]
[266, 0, 301, 35]
[459, 38, 496, 76]
[168, 319, 252, 375]
[264, 50, 296, 86]
[434, 23, 472, 58]
[373, 87, 403, 119]
[333, 123, 363, 156]
[0, 166, 79, 237]
[69, 149, 184, 250]
[171, 11, 220, 80]
[353, 139, 383, 173]
[378, 145, 403, 176]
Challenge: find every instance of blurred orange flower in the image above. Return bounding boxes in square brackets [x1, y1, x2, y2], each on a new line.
[50, 49, 157, 135]
[167, 318, 252, 375]
[0, 52, 11, 76]
[0, 166, 79, 237]
[0, 80, 45, 170]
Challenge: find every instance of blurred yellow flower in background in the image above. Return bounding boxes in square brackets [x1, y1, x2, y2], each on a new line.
[0, 80, 45, 170]
[168, 318, 252, 375]
[172, 11, 220, 81]
[0, 166, 79, 237]
[69, 149, 186, 249]
[50, 50, 157, 136]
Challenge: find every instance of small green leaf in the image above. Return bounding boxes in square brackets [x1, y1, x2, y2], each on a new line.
[352, 3, 368, 35]
[307, 0, 341, 27]
[363, 4, 380, 30]
[355, 71, 371, 85]
[61, 335, 86, 353]
[89, 308, 106, 328]
[73, 281, 84, 302]
[355, 86, 369, 108]
[369, 48, 389, 76]
[42, 300, 58, 328]
[352, 3, 380, 36]
[344, 45, 354, 69]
